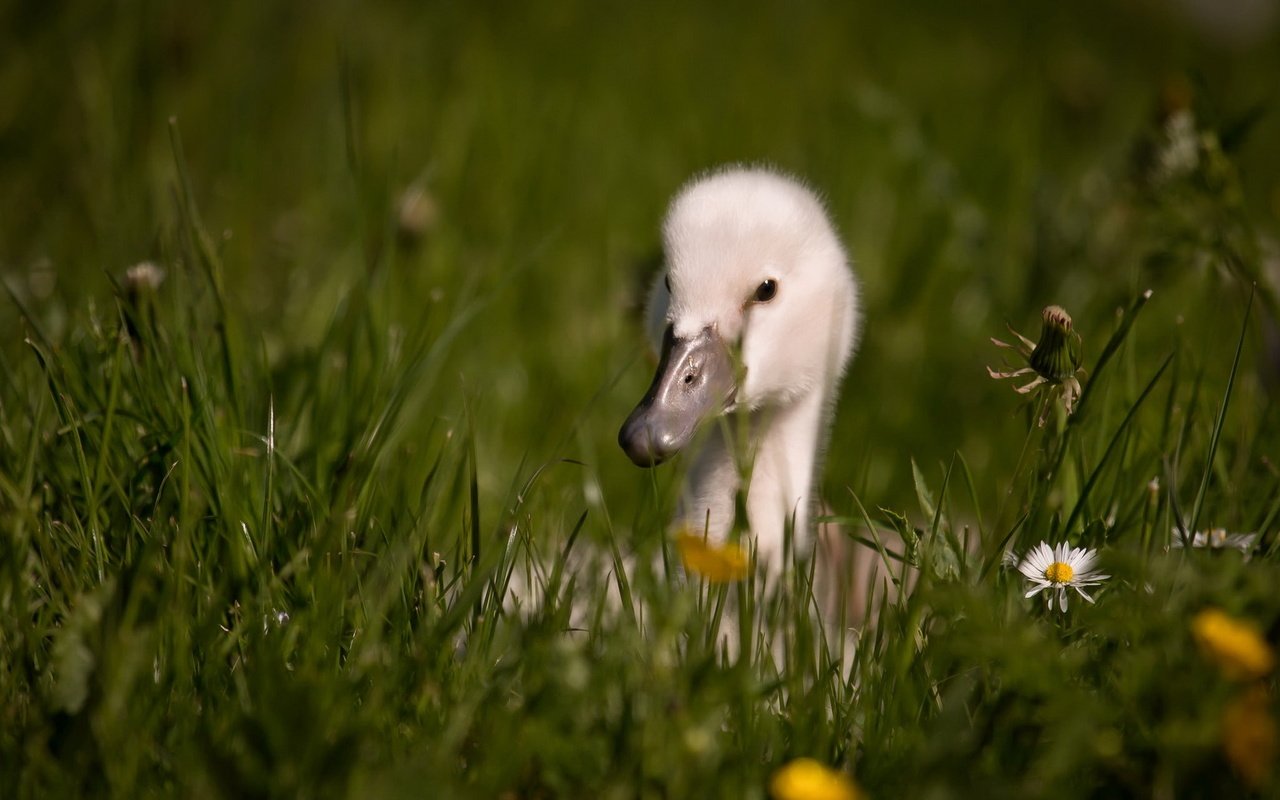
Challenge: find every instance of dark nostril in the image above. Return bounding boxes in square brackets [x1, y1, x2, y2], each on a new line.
[683, 373, 695, 385]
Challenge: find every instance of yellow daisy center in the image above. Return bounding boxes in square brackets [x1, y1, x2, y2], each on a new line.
[1045, 561, 1074, 583]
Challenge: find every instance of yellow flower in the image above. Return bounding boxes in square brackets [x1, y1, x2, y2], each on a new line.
[770, 758, 865, 800]
[1192, 608, 1276, 681]
[1222, 687, 1277, 789]
[675, 531, 749, 583]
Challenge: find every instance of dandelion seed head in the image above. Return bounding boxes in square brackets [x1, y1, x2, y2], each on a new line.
[396, 183, 439, 245]
[1155, 109, 1200, 182]
[1028, 305, 1079, 384]
[1042, 304, 1072, 332]
[124, 261, 166, 298]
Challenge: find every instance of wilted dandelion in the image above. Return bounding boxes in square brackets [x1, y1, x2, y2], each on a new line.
[124, 261, 166, 295]
[1191, 608, 1275, 681]
[675, 530, 749, 583]
[770, 758, 865, 800]
[1221, 686, 1276, 789]
[396, 183, 439, 246]
[121, 261, 167, 353]
[1170, 527, 1258, 555]
[989, 305, 1084, 426]
[123, 261, 165, 310]
[1013, 541, 1109, 612]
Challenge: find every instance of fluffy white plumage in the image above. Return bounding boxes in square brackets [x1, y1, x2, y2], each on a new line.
[639, 166, 860, 567]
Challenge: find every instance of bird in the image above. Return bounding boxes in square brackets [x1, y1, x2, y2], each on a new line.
[619, 166, 860, 576]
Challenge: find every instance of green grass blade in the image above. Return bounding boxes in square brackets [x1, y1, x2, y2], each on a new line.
[1063, 351, 1173, 537]
[1186, 287, 1254, 540]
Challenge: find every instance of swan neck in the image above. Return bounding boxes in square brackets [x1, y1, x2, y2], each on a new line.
[679, 388, 830, 565]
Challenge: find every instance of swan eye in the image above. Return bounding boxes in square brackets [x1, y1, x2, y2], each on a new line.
[664, 274, 672, 293]
[754, 279, 778, 303]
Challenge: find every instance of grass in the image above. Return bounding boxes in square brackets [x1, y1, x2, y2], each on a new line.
[3, 2, 1280, 797]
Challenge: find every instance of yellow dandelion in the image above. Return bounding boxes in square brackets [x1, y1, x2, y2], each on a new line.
[770, 758, 865, 800]
[675, 531, 749, 583]
[1221, 687, 1277, 789]
[1191, 608, 1276, 681]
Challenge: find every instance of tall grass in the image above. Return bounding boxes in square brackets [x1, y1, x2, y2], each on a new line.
[3, 3, 1280, 797]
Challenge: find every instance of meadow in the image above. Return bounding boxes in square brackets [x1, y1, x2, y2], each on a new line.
[3, 2, 1280, 797]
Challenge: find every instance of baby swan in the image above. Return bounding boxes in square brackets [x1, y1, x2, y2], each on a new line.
[619, 167, 860, 569]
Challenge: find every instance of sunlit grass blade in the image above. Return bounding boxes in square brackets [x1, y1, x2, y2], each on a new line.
[1186, 287, 1254, 541]
[1064, 351, 1173, 538]
[168, 118, 243, 424]
[1070, 289, 1154, 426]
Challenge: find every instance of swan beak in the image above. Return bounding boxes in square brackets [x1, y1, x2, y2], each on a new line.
[619, 326, 736, 467]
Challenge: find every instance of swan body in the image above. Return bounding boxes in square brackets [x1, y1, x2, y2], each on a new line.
[620, 167, 860, 568]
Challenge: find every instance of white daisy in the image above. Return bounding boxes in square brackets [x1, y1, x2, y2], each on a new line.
[1169, 527, 1257, 555]
[1015, 541, 1109, 612]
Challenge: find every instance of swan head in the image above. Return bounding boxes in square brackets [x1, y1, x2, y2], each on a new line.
[620, 167, 859, 467]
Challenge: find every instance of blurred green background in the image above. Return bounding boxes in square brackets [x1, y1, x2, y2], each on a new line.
[4, 0, 1279, 535]
[6, 3, 1280, 796]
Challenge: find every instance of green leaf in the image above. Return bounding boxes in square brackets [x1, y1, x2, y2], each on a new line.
[911, 458, 936, 523]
